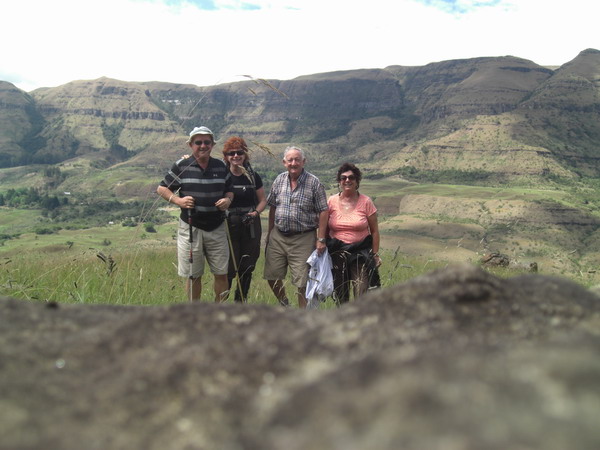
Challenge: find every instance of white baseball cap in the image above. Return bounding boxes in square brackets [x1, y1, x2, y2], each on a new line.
[187, 126, 215, 143]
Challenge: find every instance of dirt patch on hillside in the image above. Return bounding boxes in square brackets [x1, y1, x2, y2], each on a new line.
[381, 216, 483, 261]
[396, 194, 600, 226]
[375, 194, 600, 281]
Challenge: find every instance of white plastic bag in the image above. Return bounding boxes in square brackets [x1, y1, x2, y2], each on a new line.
[305, 248, 334, 309]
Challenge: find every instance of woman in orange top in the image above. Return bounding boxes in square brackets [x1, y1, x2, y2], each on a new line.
[326, 162, 381, 304]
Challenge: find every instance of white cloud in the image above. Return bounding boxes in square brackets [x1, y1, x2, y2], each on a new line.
[1, 0, 597, 92]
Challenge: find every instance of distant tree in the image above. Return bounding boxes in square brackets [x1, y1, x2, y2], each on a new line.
[43, 166, 61, 178]
[41, 195, 60, 210]
[122, 218, 136, 227]
[25, 187, 40, 205]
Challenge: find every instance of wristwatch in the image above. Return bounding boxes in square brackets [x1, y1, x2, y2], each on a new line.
[317, 237, 326, 243]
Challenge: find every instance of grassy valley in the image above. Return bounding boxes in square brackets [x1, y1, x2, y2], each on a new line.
[2, 50, 600, 303]
[2, 171, 600, 306]
[0, 210, 451, 306]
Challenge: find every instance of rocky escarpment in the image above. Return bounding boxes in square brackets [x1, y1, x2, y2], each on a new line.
[1, 50, 599, 180]
[1, 264, 599, 449]
[147, 69, 408, 145]
[389, 56, 553, 123]
[0, 81, 42, 166]
[513, 48, 600, 173]
[28, 77, 180, 162]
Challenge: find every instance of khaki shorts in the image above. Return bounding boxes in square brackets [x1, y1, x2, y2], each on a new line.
[177, 219, 229, 278]
[263, 227, 316, 288]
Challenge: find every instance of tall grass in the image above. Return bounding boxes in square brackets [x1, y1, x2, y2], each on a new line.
[0, 245, 448, 308]
[1, 247, 183, 305]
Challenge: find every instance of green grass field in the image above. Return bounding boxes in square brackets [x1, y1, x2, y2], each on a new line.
[3, 177, 599, 306]
[0, 225, 449, 307]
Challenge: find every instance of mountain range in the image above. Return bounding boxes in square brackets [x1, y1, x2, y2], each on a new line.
[1, 48, 599, 195]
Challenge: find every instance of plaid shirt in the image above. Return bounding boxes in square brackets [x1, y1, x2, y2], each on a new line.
[267, 170, 328, 233]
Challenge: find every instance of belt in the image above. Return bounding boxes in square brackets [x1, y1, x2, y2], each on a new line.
[277, 227, 316, 237]
[229, 207, 254, 214]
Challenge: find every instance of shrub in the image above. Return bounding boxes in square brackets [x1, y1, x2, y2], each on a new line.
[34, 226, 61, 235]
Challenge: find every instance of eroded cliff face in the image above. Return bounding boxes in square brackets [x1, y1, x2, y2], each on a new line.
[0, 81, 41, 166]
[147, 69, 407, 145]
[391, 56, 553, 123]
[1, 50, 599, 179]
[372, 50, 600, 176]
[29, 77, 180, 164]
[512, 49, 600, 175]
[2, 265, 599, 449]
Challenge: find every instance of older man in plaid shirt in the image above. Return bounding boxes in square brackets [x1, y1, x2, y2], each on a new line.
[263, 146, 328, 308]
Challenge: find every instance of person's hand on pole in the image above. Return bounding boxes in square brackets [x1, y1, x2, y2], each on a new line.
[215, 197, 232, 211]
[178, 196, 194, 209]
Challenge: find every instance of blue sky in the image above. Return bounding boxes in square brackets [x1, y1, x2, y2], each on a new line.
[2, 0, 597, 92]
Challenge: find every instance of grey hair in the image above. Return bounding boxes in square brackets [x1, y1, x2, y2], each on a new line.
[283, 146, 306, 161]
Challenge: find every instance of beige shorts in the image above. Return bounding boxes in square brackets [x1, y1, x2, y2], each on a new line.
[177, 219, 229, 278]
[263, 227, 316, 288]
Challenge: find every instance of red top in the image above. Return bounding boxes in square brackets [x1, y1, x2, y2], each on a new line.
[327, 193, 377, 244]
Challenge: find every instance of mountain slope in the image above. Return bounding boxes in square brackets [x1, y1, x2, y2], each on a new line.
[0, 81, 43, 166]
[29, 77, 182, 167]
[363, 51, 600, 179]
[0, 49, 599, 188]
[512, 48, 600, 176]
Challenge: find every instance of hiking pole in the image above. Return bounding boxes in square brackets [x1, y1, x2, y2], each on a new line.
[188, 207, 194, 303]
[224, 215, 245, 303]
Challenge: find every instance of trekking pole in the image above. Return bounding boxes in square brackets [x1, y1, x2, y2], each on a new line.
[188, 207, 194, 303]
[224, 215, 245, 303]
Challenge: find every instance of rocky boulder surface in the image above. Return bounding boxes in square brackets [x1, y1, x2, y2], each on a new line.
[1, 264, 599, 449]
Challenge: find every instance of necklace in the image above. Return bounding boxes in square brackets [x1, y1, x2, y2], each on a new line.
[340, 193, 358, 211]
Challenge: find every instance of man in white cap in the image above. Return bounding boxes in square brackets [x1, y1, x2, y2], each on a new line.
[157, 126, 234, 302]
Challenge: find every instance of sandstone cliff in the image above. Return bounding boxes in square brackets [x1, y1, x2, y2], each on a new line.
[1, 50, 599, 182]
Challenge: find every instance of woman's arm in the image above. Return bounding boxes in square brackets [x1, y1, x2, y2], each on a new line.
[250, 187, 267, 218]
[367, 212, 382, 267]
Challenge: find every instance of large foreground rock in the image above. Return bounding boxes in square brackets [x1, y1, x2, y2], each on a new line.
[1, 264, 599, 449]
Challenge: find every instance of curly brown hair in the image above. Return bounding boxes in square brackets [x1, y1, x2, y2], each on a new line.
[336, 162, 362, 188]
[222, 136, 249, 163]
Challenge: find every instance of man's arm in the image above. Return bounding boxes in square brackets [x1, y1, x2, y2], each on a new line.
[316, 209, 329, 254]
[264, 206, 276, 255]
[216, 171, 235, 210]
[215, 192, 233, 211]
[157, 185, 183, 207]
[268, 206, 276, 233]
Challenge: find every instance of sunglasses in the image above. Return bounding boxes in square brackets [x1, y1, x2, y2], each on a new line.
[340, 175, 356, 181]
[193, 139, 213, 146]
[226, 150, 245, 157]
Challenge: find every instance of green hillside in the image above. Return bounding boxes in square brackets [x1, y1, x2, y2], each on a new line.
[1, 50, 600, 283]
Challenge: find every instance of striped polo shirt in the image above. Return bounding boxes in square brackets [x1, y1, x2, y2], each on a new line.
[160, 156, 233, 231]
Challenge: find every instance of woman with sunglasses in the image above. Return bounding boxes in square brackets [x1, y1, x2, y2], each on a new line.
[326, 162, 381, 304]
[222, 136, 267, 302]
